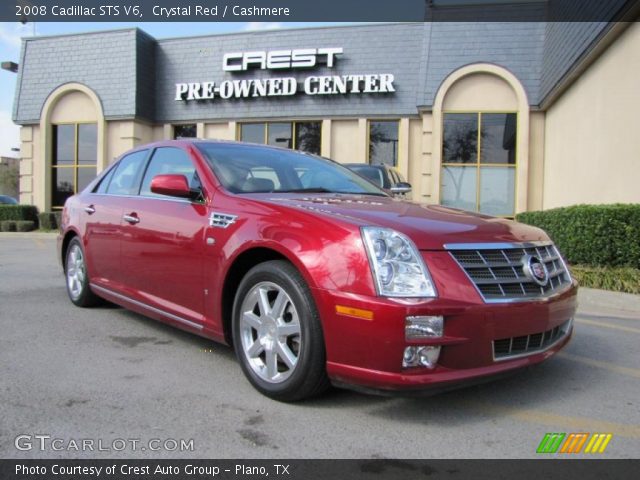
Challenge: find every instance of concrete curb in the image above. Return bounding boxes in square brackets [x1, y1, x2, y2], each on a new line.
[578, 287, 640, 313]
[0, 231, 58, 238]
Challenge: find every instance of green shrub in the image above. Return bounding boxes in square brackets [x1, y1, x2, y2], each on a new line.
[0, 205, 39, 224]
[38, 212, 60, 230]
[571, 265, 640, 295]
[516, 204, 640, 268]
[16, 220, 36, 232]
[0, 220, 17, 232]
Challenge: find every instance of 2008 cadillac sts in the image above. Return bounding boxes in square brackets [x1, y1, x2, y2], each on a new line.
[58, 140, 577, 401]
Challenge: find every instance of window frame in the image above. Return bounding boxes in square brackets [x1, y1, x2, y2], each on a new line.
[237, 121, 322, 154]
[440, 110, 519, 218]
[173, 124, 197, 139]
[367, 119, 400, 167]
[51, 121, 98, 210]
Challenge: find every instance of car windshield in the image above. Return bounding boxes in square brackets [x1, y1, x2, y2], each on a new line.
[196, 143, 387, 196]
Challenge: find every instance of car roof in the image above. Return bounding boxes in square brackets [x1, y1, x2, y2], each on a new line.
[140, 138, 309, 154]
[343, 163, 384, 169]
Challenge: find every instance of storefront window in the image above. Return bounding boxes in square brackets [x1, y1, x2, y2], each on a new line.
[240, 122, 321, 154]
[369, 120, 399, 167]
[294, 122, 321, 155]
[441, 113, 517, 216]
[173, 124, 197, 139]
[51, 123, 97, 209]
[240, 123, 266, 144]
[268, 122, 293, 149]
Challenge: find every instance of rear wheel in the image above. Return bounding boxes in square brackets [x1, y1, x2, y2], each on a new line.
[65, 237, 100, 307]
[232, 260, 329, 401]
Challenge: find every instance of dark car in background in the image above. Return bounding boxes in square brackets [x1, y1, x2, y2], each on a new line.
[344, 164, 412, 197]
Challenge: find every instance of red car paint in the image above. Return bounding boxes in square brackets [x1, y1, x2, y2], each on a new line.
[58, 140, 577, 394]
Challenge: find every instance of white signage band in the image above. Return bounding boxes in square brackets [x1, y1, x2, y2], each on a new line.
[174, 47, 396, 102]
[175, 74, 395, 101]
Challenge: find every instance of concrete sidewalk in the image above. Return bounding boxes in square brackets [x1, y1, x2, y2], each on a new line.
[0, 231, 58, 238]
[578, 288, 640, 315]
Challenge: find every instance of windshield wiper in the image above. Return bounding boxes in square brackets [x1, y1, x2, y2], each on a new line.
[279, 188, 388, 197]
[279, 187, 334, 193]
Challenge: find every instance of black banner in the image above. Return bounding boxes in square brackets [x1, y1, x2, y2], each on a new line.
[2, 0, 640, 23]
[1, 459, 639, 480]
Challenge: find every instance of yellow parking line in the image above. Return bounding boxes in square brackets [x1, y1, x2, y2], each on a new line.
[472, 401, 640, 438]
[576, 318, 640, 335]
[559, 352, 640, 379]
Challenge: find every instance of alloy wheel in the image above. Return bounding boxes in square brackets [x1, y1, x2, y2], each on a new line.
[238, 281, 302, 384]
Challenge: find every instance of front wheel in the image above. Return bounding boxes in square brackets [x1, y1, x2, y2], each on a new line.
[232, 260, 330, 402]
[65, 237, 100, 307]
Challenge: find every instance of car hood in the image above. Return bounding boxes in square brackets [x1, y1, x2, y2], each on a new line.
[260, 194, 549, 250]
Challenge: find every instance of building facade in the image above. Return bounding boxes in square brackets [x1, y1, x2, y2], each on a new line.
[11, 20, 640, 214]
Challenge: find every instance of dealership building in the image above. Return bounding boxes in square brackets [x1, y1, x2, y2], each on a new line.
[9, 18, 640, 214]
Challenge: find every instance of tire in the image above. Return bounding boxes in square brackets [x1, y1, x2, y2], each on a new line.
[232, 260, 330, 402]
[65, 237, 100, 307]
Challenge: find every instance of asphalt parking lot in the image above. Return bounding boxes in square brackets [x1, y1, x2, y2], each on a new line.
[1, 234, 639, 459]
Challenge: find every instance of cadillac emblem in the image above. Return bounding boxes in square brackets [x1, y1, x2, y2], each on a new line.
[522, 254, 549, 287]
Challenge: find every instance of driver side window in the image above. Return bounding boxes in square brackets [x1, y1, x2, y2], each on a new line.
[140, 147, 201, 198]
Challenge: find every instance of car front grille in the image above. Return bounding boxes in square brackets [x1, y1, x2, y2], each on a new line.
[493, 318, 573, 360]
[447, 242, 572, 303]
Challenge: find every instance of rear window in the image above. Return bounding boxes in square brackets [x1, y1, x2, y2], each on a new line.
[106, 150, 148, 195]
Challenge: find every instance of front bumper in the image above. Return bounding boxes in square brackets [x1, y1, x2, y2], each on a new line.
[313, 269, 578, 393]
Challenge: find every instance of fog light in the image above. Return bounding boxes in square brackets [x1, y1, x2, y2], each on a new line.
[402, 346, 441, 369]
[403, 347, 418, 366]
[405, 316, 443, 340]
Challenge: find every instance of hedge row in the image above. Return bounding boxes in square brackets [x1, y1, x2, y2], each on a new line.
[0, 205, 38, 223]
[0, 220, 36, 232]
[516, 204, 640, 268]
[0, 206, 64, 231]
[571, 265, 640, 295]
[38, 211, 62, 230]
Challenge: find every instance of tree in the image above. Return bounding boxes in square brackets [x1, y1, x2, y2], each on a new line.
[0, 163, 19, 198]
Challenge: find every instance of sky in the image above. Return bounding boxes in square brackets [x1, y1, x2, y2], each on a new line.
[0, 21, 351, 158]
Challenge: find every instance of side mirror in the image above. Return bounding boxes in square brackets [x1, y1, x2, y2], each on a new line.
[390, 182, 412, 195]
[150, 174, 193, 199]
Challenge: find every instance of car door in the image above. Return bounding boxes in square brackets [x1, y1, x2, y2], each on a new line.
[119, 146, 208, 324]
[82, 150, 148, 288]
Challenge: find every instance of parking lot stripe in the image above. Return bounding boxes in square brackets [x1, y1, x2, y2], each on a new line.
[576, 318, 640, 334]
[473, 402, 640, 438]
[559, 352, 640, 379]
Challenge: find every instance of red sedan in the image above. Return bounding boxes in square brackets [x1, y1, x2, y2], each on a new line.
[58, 140, 577, 401]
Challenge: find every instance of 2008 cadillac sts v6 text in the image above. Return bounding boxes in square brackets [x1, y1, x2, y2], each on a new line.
[58, 140, 577, 401]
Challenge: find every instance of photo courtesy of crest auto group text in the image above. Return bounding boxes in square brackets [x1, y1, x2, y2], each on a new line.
[1, 0, 639, 477]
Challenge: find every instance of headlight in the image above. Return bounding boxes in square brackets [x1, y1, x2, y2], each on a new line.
[361, 227, 437, 298]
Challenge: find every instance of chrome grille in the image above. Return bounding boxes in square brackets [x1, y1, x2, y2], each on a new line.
[493, 319, 573, 360]
[447, 242, 572, 303]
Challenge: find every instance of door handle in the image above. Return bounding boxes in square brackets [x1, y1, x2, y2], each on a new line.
[123, 213, 140, 224]
[84, 205, 96, 214]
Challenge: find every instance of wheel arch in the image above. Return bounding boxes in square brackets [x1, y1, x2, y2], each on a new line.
[220, 244, 318, 346]
[60, 228, 82, 269]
